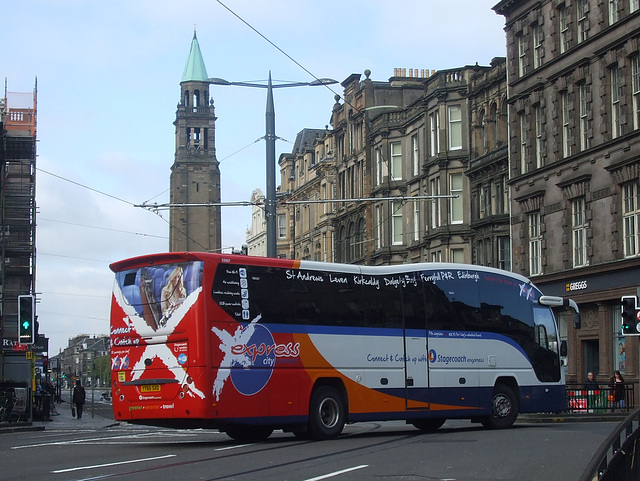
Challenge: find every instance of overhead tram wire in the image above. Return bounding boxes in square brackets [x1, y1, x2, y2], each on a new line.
[37, 167, 211, 253]
[37, 168, 135, 206]
[215, 0, 357, 112]
[38, 218, 169, 240]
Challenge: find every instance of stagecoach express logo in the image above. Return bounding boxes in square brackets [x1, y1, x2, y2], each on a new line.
[211, 315, 300, 401]
[428, 348, 485, 366]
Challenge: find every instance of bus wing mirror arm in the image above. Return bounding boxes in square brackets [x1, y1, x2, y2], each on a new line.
[539, 296, 581, 329]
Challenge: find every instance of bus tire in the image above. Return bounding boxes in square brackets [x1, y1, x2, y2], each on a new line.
[412, 418, 446, 432]
[481, 384, 519, 429]
[308, 386, 345, 440]
[224, 425, 274, 441]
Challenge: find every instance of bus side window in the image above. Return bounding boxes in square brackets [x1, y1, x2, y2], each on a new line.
[536, 325, 548, 349]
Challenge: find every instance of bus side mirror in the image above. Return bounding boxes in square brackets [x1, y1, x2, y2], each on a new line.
[560, 340, 568, 357]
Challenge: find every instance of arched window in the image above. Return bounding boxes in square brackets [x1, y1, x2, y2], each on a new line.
[184, 90, 190, 107]
[193, 89, 200, 110]
[338, 226, 347, 263]
[491, 103, 498, 148]
[348, 222, 356, 263]
[480, 109, 487, 153]
[356, 218, 366, 259]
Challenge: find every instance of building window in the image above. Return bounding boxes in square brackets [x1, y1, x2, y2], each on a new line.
[392, 201, 403, 245]
[611, 66, 622, 139]
[579, 84, 591, 150]
[632, 0, 640, 13]
[448, 105, 462, 150]
[561, 92, 570, 158]
[412, 134, 420, 176]
[480, 183, 491, 219]
[559, 5, 569, 54]
[496, 175, 509, 215]
[375, 148, 383, 185]
[413, 200, 420, 242]
[610, 0, 619, 24]
[572, 197, 588, 267]
[528, 212, 542, 275]
[450, 248, 464, 263]
[535, 105, 543, 168]
[623, 180, 640, 257]
[533, 24, 544, 69]
[277, 214, 287, 239]
[430, 111, 440, 156]
[492, 103, 499, 147]
[498, 236, 511, 271]
[375, 204, 383, 249]
[520, 114, 527, 173]
[449, 173, 463, 224]
[633, 56, 640, 130]
[430, 177, 441, 228]
[518, 33, 526, 77]
[390, 141, 402, 180]
[431, 250, 442, 262]
[578, 0, 589, 43]
[480, 109, 487, 152]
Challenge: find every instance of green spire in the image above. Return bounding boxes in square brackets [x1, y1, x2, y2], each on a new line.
[182, 30, 208, 82]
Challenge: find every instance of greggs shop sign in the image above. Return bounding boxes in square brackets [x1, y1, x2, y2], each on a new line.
[566, 280, 588, 292]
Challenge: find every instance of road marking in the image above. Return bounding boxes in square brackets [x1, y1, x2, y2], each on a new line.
[51, 454, 176, 473]
[215, 443, 253, 451]
[304, 465, 369, 480]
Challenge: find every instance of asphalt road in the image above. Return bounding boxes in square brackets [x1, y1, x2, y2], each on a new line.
[0, 414, 616, 481]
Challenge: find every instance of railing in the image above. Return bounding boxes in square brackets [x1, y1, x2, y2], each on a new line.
[566, 384, 634, 414]
[579, 408, 640, 481]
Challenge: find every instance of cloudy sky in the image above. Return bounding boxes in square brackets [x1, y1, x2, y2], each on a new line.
[2, 0, 507, 355]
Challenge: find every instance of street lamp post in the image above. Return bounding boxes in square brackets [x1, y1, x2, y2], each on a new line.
[208, 73, 337, 257]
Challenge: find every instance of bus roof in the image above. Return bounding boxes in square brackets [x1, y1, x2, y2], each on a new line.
[110, 252, 535, 289]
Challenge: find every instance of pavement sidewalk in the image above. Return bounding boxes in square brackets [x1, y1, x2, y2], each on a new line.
[0, 399, 118, 433]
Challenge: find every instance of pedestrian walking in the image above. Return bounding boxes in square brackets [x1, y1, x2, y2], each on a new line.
[72, 380, 86, 419]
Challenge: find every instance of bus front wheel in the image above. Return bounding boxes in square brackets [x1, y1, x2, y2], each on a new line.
[481, 384, 519, 429]
[308, 386, 345, 440]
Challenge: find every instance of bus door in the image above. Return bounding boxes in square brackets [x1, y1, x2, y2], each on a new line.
[402, 276, 429, 410]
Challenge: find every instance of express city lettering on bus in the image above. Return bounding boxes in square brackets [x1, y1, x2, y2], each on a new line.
[231, 341, 301, 363]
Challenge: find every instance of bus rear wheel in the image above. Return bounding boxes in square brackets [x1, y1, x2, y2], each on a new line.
[412, 418, 446, 432]
[481, 384, 519, 429]
[308, 386, 345, 440]
[224, 425, 274, 442]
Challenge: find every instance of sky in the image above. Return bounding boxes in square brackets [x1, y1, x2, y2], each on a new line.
[2, 0, 507, 356]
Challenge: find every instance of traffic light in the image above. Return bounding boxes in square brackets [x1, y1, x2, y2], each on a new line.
[621, 295, 640, 335]
[17, 294, 34, 345]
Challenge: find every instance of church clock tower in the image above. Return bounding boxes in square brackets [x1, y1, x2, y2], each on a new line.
[170, 31, 221, 252]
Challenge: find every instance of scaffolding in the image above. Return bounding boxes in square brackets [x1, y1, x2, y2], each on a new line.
[0, 80, 37, 351]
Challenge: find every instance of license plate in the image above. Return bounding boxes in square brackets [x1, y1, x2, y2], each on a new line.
[140, 384, 161, 392]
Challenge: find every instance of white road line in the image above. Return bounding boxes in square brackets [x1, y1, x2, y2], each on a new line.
[304, 465, 369, 481]
[214, 443, 253, 451]
[51, 454, 176, 474]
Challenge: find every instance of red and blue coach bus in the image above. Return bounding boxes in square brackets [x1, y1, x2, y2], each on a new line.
[109, 252, 579, 440]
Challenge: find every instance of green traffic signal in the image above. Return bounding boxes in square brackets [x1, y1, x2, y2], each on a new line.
[17, 295, 34, 344]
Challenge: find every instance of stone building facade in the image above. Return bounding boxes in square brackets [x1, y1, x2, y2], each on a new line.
[494, 0, 640, 389]
[273, 63, 509, 269]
